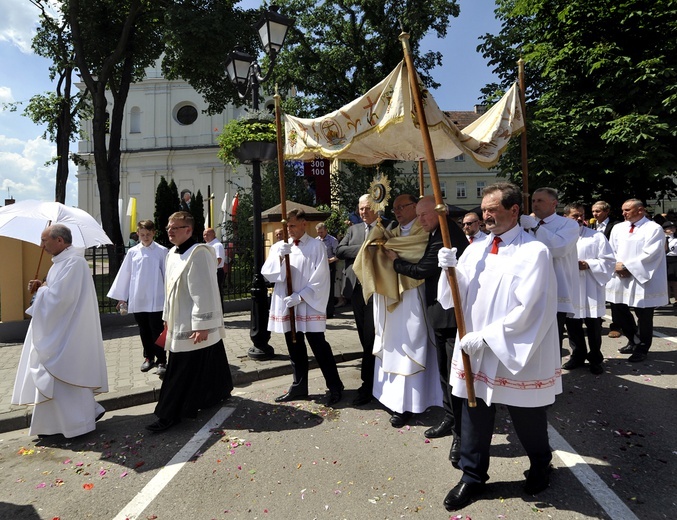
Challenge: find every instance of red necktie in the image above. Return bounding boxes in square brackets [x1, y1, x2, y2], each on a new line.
[294, 239, 300, 246]
[490, 236, 502, 254]
[629, 224, 635, 233]
[469, 236, 474, 244]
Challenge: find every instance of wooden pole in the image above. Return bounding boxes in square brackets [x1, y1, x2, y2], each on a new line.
[274, 87, 296, 343]
[518, 58, 530, 215]
[417, 160, 425, 198]
[399, 31, 476, 407]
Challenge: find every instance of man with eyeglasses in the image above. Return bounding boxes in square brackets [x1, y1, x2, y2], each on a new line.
[146, 211, 233, 433]
[462, 212, 487, 245]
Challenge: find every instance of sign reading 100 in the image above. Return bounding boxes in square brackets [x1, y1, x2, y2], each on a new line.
[310, 159, 327, 176]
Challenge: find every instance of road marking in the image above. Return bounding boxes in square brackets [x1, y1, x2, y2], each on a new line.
[549, 425, 640, 520]
[112, 406, 236, 520]
[603, 314, 677, 344]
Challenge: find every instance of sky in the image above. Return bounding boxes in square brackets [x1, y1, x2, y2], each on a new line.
[0, 0, 502, 207]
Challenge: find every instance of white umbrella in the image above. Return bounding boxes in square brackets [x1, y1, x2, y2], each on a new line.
[0, 200, 112, 248]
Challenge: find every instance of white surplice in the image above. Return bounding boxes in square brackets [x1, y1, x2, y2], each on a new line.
[574, 227, 615, 318]
[262, 233, 329, 333]
[107, 241, 167, 312]
[606, 217, 669, 307]
[12, 247, 108, 437]
[438, 225, 562, 407]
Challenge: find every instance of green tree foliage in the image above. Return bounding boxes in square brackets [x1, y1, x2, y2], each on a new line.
[191, 190, 206, 241]
[154, 176, 176, 247]
[271, 0, 460, 117]
[479, 0, 677, 211]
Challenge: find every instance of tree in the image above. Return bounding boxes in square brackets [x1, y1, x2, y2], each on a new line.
[154, 176, 177, 247]
[270, 0, 460, 117]
[478, 0, 677, 211]
[190, 190, 206, 241]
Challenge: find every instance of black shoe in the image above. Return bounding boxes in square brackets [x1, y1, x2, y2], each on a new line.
[523, 466, 552, 495]
[155, 363, 167, 379]
[247, 345, 275, 360]
[389, 411, 412, 428]
[443, 480, 485, 511]
[562, 358, 585, 370]
[274, 389, 309, 403]
[352, 390, 373, 406]
[140, 358, 155, 372]
[449, 435, 461, 468]
[95, 410, 105, 422]
[425, 417, 453, 439]
[589, 363, 604, 375]
[628, 350, 647, 362]
[326, 389, 342, 406]
[618, 343, 636, 354]
[145, 418, 180, 433]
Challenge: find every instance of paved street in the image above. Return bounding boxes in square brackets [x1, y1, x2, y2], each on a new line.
[0, 306, 674, 519]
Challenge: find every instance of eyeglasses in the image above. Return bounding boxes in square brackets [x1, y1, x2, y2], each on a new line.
[166, 225, 190, 232]
[462, 221, 479, 227]
[393, 202, 416, 211]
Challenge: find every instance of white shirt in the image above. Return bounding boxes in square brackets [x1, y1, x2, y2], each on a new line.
[573, 226, 615, 318]
[207, 238, 225, 269]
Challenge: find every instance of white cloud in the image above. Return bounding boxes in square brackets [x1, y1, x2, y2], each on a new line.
[0, 86, 14, 103]
[0, 0, 40, 54]
[0, 134, 78, 205]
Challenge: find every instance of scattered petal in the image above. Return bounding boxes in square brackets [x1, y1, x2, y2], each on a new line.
[36, 483, 46, 489]
[83, 483, 94, 490]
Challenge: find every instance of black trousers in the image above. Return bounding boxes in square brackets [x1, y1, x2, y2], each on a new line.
[556, 311, 567, 353]
[351, 282, 375, 393]
[216, 269, 225, 311]
[459, 398, 552, 485]
[565, 317, 603, 365]
[434, 327, 463, 437]
[326, 263, 336, 318]
[284, 331, 343, 393]
[134, 311, 166, 364]
[614, 303, 655, 350]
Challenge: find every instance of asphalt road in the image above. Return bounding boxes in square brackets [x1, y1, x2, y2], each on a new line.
[0, 310, 675, 520]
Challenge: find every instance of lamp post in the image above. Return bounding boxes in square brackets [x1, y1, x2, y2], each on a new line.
[225, 5, 293, 360]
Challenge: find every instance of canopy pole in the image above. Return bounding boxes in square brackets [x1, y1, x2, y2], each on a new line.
[275, 87, 296, 343]
[399, 31, 476, 407]
[417, 160, 425, 198]
[518, 58, 530, 214]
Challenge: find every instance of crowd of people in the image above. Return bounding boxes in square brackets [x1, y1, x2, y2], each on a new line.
[10, 182, 673, 512]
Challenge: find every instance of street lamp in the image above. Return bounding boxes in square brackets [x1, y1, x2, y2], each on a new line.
[225, 5, 294, 361]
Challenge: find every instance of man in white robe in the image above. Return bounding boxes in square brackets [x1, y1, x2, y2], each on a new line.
[561, 204, 615, 375]
[108, 219, 168, 376]
[437, 183, 561, 510]
[262, 209, 343, 405]
[146, 211, 233, 433]
[364, 194, 443, 428]
[12, 224, 108, 438]
[606, 198, 668, 362]
[520, 187, 579, 351]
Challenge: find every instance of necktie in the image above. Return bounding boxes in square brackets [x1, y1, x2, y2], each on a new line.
[490, 236, 502, 254]
[469, 236, 474, 244]
[364, 224, 371, 242]
[294, 239, 300, 246]
[539, 220, 545, 226]
[629, 223, 635, 233]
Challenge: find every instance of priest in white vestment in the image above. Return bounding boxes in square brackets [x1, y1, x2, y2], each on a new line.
[606, 198, 668, 362]
[107, 219, 168, 376]
[561, 204, 615, 375]
[437, 183, 562, 511]
[12, 224, 108, 438]
[360, 194, 442, 428]
[262, 209, 343, 405]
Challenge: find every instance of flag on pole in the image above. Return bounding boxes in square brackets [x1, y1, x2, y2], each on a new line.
[126, 197, 137, 230]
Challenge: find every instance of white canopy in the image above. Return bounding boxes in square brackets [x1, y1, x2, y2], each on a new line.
[284, 61, 523, 168]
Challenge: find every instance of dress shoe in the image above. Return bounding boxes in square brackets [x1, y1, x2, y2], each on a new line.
[608, 330, 622, 339]
[274, 389, 309, 403]
[95, 410, 105, 422]
[155, 363, 167, 379]
[628, 350, 647, 362]
[425, 418, 453, 439]
[140, 358, 155, 372]
[618, 343, 636, 354]
[352, 389, 373, 406]
[449, 435, 461, 468]
[562, 358, 585, 370]
[247, 345, 275, 360]
[389, 411, 412, 428]
[523, 466, 552, 495]
[326, 389, 342, 406]
[443, 480, 485, 511]
[145, 418, 180, 433]
[589, 363, 604, 375]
